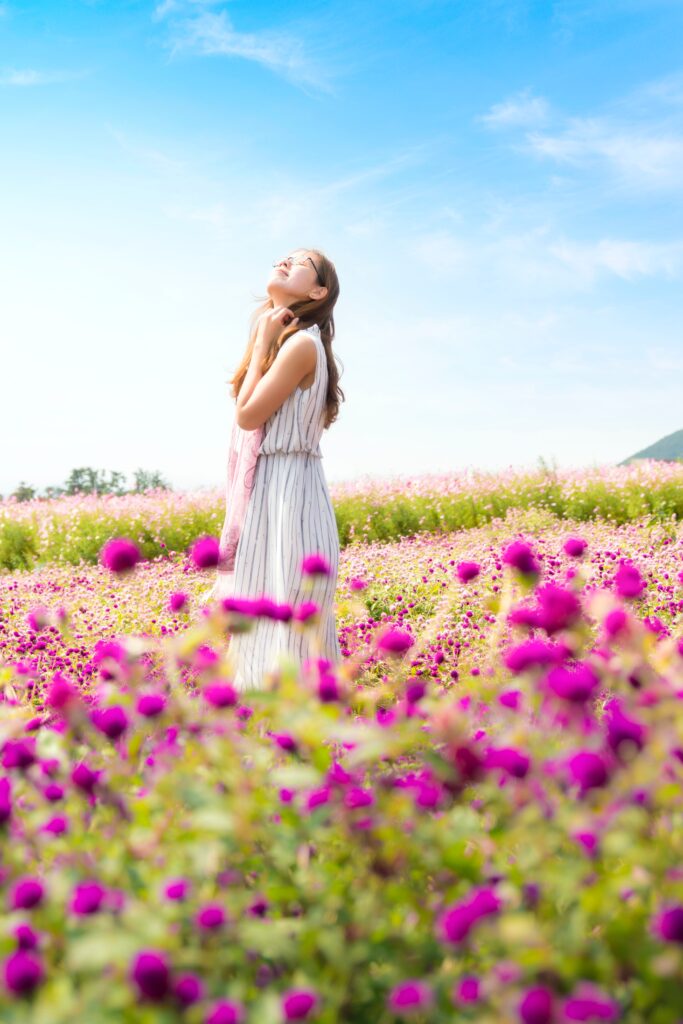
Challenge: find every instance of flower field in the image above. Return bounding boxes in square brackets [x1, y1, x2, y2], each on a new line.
[1, 486, 683, 1021]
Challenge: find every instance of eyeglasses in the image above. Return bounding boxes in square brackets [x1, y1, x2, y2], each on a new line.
[273, 254, 323, 285]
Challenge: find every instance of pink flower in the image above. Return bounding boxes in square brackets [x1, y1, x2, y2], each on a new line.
[457, 561, 481, 583]
[545, 662, 600, 704]
[202, 683, 238, 708]
[613, 560, 645, 599]
[100, 538, 141, 574]
[452, 976, 480, 1005]
[10, 878, 45, 911]
[503, 541, 540, 577]
[567, 751, 611, 795]
[518, 986, 554, 1024]
[169, 592, 188, 613]
[130, 950, 171, 1003]
[301, 553, 331, 576]
[505, 640, 567, 674]
[136, 693, 167, 717]
[564, 537, 587, 557]
[190, 536, 221, 569]
[562, 983, 619, 1021]
[377, 629, 414, 656]
[653, 905, 683, 944]
[437, 886, 502, 944]
[205, 1000, 246, 1024]
[387, 979, 433, 1014]
[3, 950, 44, 994]
[281, 988, 319, 1020]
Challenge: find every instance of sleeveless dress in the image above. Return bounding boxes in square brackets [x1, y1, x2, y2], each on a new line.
[227, 322, 342, 692]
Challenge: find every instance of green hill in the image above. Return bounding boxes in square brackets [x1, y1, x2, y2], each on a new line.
[620, 428, 683, 466]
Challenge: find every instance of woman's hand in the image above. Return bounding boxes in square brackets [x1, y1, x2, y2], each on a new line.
[255, 306, 300, 352]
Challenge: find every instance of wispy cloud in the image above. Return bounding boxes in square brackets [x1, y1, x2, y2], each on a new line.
[548, 236, 683, 284]
[0, 67, 89, 86]
[479, 77, 683, 192]
[105, 124, 188, 174]
[478, 88, 551, 129]
[154, 3, 336, 95]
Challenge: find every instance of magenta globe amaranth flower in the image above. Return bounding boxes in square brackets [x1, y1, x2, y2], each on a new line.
[71, 761, 101, 794]
[562, 983, 619, 1021]
[2, 737, 37, 770]
[71, 881, 106, 916]
[564, 536, 587, 557]
[301, 553, 331, 576]
[438, 886, 502, 944]
[377, 628, 414, 656]
[613, 560, 645, 599]
[604, 698, 646, 758]
[202, 682, 238, 708]
[196, 903, 226, 931]
[567, 751, 611, 795]
[653, 905, 683, 944]
[136, 692, 167, 717]
[205, 1000, 246, 1024]
[545, 661, 600, 704]
[281, 988, 319, 1020]
[484, 745, 531, 779]
[100, 537, 141, 574]
[3, 950, 45, 995]
[452, 976, 480, 1006]
[90, 704, 129, 740]
[173, 973, 205, 1007]
[387, 979, 433, 1014]
[503, 540, 540, 578]
[190, 535, 221, 569]
[13, 923, 39, 951]
[457, 561, 481, 583]
[504, 639, 567, 674]
[130, 950, 171, 1003]
[535, 583, 582, 635]
[10, 878, 45, 911]
[169, 591, 188, 613]
[518, 986, 554, 1024]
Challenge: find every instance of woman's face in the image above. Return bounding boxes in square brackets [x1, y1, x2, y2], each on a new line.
[267, 249, 327, 306]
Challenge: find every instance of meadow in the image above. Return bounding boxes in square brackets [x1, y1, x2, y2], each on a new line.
[1, 465, 683, 1022]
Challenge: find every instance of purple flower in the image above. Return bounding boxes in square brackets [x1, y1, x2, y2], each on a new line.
[305, 786, 331, 812]
[205, 1000, 246, 1024]
[387, 980, 433, 1014]
[90, 705, 129, 740]
[317, 674, 341, 702]
[562, 983, 619, 1021]
[603, 698, 646, 757]
[484, 746, 531, 779]
[504, 640, 567, 674]
[603, 608, 629, 638]
[518, 986, 554, 1024]
[190, 535, 221, 569]
[438, 886, 502, 944]
[100, 537, 141, 574]
[272, 732, 298, 753]
[203, 682, 238, 708]
[567, 751, 611, 795]
[281, 988, 319, 1020]
[10, 878, 45, 911]
[2, 738, 37, 771]
[452, 976, 480, 1005]
[564, 536, 587, 558]
[301, 553, 331, 576]
[13, 924, 39, 951]
[377, 628, 414, 656]
[653, 905, 683, 944]
[136, 692, 167, 717]
[614, 560, 645, 599]
[457, 561, 481, 583]
[71, 881, 106, 915]
[42, 815, 69, 836]
[196, 903, 226, 931]
[71, 762, 101, 794]
[169, 591, 188, 613]
[164, 878, 189, 902]
[503, 540, 540, 577]
[130, 950, 171, 1003]
[294, 600, 320, 623]
[3, 950, 44, 995]
[535, 584, 582, 635]
[173, 973, 205, 1007]
[344, 786, 375, 810]
[0, 776, 11, 824]
[545, 662, 600, 704]
[45, 674, 81, 710]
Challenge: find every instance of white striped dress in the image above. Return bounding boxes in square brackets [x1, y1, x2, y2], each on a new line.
[228, 322, 342, 691]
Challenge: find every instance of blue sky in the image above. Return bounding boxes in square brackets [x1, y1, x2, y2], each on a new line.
[2, 0, 682, 494]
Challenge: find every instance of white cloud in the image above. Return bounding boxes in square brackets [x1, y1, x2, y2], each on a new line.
[105, 124, 188, 174]
[547, 237, 683, 284]
[526, 116, 683, 190]
[479, 88, 551, 129]
[156, 6, 335, 94]
[0, 67, 89, 86]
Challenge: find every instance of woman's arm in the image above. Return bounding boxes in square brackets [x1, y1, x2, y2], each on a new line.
[236, 334, 316, 432]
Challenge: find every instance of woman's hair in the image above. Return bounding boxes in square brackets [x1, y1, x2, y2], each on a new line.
[229, 248, 345, 430]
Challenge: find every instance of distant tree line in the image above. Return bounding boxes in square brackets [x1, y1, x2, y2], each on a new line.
[4, 468, 172, 503]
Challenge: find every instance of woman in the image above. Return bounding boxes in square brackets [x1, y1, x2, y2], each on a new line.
[208, 248, 345, 692]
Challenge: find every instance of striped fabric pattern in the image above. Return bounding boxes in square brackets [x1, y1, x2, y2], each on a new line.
[228, 322, 342, 691]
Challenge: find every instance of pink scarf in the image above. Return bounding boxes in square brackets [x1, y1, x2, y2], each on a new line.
[203, 417, 264, 605]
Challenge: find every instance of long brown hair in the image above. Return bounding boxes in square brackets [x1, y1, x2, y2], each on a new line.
[228, 248, 345, 429]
